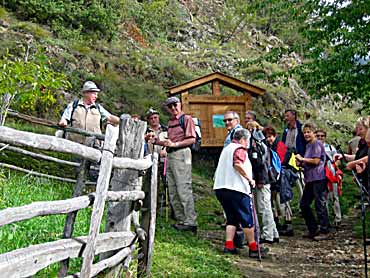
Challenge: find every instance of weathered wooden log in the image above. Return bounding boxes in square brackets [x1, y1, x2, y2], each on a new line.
[0, 231, 135, 278]
[80, 125, 119, 278]
[0, 126, 102, 162]
[0, 190, 145, 228]
[0, 194, 93, 227]
[105, 118, 147, 233]
[6, 109, 105, 140]
[106, 190, 145, 202]
[112, 154, 152, 170]
[0, 163, 96, 184]
[0, 143, 79, 167]
[65, 246, 132, 278]
[138, 152, 158, 277]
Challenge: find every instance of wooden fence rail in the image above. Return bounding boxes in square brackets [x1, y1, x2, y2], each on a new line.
[0, 190, 145, 227]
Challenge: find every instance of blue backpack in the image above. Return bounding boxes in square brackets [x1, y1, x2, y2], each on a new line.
[268, 149, 282, 182]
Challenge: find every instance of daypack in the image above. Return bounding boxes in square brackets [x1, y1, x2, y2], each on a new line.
[268, 149, 282, 182]
[248, 134, 266, 168]
[325, 159, 343, 195]
[179, 114, 202, 152]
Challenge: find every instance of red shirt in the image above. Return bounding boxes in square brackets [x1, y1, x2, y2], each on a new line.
[167, 113, 196, 143]
[276, 140, 287, 163]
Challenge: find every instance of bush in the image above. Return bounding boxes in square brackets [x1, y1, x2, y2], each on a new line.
[2, 0, 122, 40]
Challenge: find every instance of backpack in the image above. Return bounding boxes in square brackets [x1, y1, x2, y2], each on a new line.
[248, 134, 266, 168]
[269, 149, 282, 182]
[325, 156, 343, 195]
[179, 114, 202, 152]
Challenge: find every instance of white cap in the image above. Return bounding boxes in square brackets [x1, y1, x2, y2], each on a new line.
[82, 81, 101, 92]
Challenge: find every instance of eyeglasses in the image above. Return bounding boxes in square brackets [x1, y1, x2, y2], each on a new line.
[167, 103, 178, 108]
[223, 118, 235, 123]
[316, 134, 326, 138]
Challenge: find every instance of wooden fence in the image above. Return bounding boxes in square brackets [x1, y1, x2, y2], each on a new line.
[0, 115, 158, 277]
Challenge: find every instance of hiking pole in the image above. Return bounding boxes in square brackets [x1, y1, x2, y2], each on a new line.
[163, 156, 169, 222]
[251, 189, 262, 262]
[352, 170, 369, 278]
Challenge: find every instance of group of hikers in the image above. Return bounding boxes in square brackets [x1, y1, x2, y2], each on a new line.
[59, 80, 369, 260]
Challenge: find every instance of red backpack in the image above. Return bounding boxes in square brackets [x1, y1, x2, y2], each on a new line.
[325, 161, 343, 195]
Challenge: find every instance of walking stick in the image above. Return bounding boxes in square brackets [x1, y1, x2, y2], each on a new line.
[163, 157, 169, 222]
[251, 189, 262, 262]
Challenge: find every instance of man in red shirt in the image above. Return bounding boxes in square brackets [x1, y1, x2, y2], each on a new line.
[156, 96, 197, 232]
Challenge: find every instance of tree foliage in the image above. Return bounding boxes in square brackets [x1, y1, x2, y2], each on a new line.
[295, 0, 370, 107]
[0, 51, 71, 125]
[1, 0, 122, 40]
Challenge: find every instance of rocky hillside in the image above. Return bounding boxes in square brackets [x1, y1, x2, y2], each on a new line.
[0, 1, 362, 145]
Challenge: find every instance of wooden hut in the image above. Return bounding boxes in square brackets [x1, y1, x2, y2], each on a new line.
[166, 72, 265, 148]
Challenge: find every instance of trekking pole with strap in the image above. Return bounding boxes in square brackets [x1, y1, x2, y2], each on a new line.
[163, 156, 169, 222]
[250, 189, 262, 262]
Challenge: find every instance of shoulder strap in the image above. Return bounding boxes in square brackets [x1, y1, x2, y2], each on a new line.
[178, 114, 186, 131]
[69, 99, 79, 126]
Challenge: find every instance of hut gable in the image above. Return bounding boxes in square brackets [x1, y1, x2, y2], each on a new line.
[166, 72, 265, 148]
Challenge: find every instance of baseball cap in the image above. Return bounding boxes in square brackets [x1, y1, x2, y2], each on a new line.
[82, 81, 101, 92]
[146, 108, 159, 118]
[164, 96, 180, 106]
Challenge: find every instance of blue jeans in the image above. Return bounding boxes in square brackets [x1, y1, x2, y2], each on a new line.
[300, 179, 329, 234]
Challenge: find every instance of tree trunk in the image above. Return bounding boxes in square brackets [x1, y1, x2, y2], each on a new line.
[0, 93, 14, 126]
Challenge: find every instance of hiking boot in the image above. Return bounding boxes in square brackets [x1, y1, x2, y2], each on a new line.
[249, 246, 269, 259]
[313, 233, 331, 241]
[302, 230, 319, 239]
[259, 238, 274, 245]
[223, 247, 239, 255]
[273, 237, 280, 243]
[172, 223, 197, 234]
[279, 228, 294, 237]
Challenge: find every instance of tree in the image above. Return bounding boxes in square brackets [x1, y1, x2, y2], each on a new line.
[295, 0, 370, 107]
[0, 50, 71, 125]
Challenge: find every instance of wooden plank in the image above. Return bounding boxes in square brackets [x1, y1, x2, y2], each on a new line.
[138, 152, 158, 276]
[0, 231, 135, 278]
[112, 154, 152, 170]
[80, 125, 119, 278]
[212, 80, 221, 96]
[0, 195, 93, 227]
[0, 162, 96, 184]
[65, 247, 132, 278]
[0, 143, 79, 167]
[0, 126, 102, 162]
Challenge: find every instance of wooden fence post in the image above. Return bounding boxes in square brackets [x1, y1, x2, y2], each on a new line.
[137, 152, 158, 277]
[103, 117, 147, 277]
[58, 137, 95, 277]
[80, 125, 119, 278]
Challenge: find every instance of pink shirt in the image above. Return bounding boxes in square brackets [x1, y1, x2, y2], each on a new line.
[167, 113, 196, 143]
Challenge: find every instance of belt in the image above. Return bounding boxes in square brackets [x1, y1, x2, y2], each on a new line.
[167, 146, 188, 153]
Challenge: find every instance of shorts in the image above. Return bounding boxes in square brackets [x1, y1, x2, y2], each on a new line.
[215, 188, 254, 228]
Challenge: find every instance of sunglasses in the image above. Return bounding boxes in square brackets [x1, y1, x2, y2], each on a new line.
[316, 134, 326, 138]
[223, 118, 235, 123]
[167, 103, 178, 108]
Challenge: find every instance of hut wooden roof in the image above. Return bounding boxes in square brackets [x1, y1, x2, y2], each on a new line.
[166, 72, 265, 97]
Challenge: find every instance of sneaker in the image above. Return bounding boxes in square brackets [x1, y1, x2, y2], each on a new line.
[223, 247, 239, 255]
[249, 246, 269, 259]
[172, 223, 197, 234]
[313, 233, 331, 241]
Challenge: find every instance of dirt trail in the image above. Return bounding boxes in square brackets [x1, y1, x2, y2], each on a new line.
[192, 175, 367, 277]
[199, 210, 367, 277]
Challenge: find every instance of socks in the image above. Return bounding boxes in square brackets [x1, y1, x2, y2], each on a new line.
[249, 241, 257, 251]
[225, 240, 235, 249]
